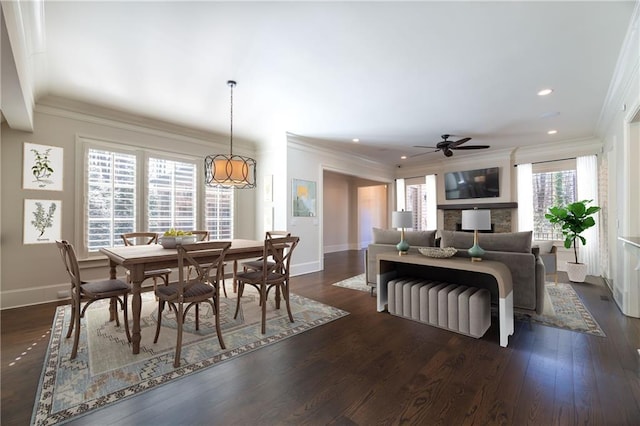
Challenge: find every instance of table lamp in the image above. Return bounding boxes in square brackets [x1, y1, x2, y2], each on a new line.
[461, 208, 491, 262]
[392, 210, 413, 255]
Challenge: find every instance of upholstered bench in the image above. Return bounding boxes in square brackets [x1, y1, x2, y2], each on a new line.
[387, 277, 491, 339]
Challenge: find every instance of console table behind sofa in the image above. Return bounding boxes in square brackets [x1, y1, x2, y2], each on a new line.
[377, 253, 514, 347]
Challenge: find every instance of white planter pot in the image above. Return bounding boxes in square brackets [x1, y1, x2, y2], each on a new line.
[566, 262, 587, 282]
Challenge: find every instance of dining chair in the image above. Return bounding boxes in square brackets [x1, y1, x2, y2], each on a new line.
[56, 240, 131, 359]
[153, 240, 231, 367]
[186, 230, 228, 298]
[121, 232, 172, 290]
[233, 235, 300, 334]
[241, 230, 291, 274]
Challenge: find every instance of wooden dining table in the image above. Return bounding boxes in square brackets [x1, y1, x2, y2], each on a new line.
[100, 239, 264, 354]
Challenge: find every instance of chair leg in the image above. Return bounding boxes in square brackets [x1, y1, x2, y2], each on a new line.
[154, 300, 164, 343]
[66, 300, 77, 339]
[282, 282, 294, 323]
[261, 284, 267, 334]
[174, 303, 184, 368]
[213, 294, 226, 349]
[233, 282, 244, 319]
[195, 303, 200, 331]
[71, 300, 82, 359]
[122, 294, 131, 343]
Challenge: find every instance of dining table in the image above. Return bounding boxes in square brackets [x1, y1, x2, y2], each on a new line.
[100, 238, 264, 354]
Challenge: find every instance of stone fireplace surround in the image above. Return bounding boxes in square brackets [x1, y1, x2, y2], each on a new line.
[438, 202, 517, 233]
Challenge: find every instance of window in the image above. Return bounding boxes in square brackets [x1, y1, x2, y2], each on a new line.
[86, 148, 136, 251]
[147, 158, 197, 233]
[532, 160, 576, 240]
[82, 139, 234, 257]
[405, 184, 428, 230]
[401, 175, 437, 231]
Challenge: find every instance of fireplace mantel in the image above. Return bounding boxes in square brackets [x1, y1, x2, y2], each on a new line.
[437, 202, 518, 210]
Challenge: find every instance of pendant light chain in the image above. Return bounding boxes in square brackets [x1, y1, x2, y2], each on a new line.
[228, 80, 236, 156]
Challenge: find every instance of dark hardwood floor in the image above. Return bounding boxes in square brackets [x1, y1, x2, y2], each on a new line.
[2, 250, 640, 425]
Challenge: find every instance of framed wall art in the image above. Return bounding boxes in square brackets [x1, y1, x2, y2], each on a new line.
[292, 179, 316, 217]
[23, 142, 64, 191]
[24, 199, 62, 244]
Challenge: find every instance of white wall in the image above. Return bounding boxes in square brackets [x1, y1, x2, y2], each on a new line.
[599, 3, 640, 317]
[286, 134, 395, 275]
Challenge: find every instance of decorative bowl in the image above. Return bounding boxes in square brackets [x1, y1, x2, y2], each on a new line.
[418, 247, 457, 258]
[160, 235, 198, 249]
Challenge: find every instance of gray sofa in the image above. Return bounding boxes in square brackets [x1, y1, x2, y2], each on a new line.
[439, 230, 545, 314]
[365, 228, 437, 292]
[366, 229, 545, 314]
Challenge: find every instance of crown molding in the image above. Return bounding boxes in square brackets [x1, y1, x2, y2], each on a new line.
[34, 95, 256, 154]
[513, 137, 602, 165]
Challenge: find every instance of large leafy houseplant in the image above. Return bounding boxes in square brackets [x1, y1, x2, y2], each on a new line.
[545, 199, 601, 264]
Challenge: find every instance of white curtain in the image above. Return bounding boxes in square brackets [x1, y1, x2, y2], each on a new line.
[577, 155, 600, 276]
[425, 174, 437, 230]
[517, 163, 534, 232]
[395, 178, 405, 212]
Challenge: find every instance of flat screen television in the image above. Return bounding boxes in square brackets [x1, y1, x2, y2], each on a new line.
[444, 167, 500, 200]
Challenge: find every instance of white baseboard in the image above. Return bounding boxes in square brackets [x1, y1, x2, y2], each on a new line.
[291, 260, 321, 277]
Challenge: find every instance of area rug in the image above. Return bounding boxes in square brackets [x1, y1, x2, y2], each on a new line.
[31, 288, 348, 425]
[520, 282, 606, 337]
[333, 274, 605, 337]
[332, 273, 371, 293]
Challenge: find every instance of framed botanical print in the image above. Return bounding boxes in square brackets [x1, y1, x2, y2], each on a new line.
[24, 199, 62, 244]
[23, 143, 64, 191]
[292, 179, 317, 217]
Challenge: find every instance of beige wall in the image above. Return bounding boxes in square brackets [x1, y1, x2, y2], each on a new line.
[1, 105, 257, 308]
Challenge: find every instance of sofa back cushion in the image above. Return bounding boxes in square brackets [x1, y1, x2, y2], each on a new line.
[440, 230, 533, 253]
[372, 228, 436, 247]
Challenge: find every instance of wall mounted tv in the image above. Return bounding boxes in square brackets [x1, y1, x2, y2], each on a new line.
[444, 167, 500, 200]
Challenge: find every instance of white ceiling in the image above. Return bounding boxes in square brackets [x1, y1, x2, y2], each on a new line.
[20, 1, 639, 165]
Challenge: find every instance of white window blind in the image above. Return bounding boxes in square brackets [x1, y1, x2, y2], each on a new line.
[205, 186, 234, 239]
[147, 158, 197, 233]
[86, 148, 136, 251]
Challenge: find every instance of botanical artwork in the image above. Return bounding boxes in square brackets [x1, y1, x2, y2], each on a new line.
[23, 143, 64, 191]
[292, 179, 316, 217]
[24, 199, 62, 244]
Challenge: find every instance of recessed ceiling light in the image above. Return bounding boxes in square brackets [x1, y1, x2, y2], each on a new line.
[352, 138, 360, 143]
[538, 88, 553, 96]
[547, 130, 558, 135]
[400, 155, 407, 160]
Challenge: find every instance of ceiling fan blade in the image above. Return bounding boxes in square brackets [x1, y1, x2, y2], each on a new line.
[451, 145, 490, 150]
[410, 150, 438, 157]
[449, 137, 472, 148]
[413, 145, 439, 149]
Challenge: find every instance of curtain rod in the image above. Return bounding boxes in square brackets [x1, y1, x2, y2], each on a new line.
[514, 156, 577, 167]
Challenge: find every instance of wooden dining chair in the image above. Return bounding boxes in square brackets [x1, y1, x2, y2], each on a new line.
[188, 230, 230, 298]
[153, 241, 231, 367]
[233, 235, 300, 334]
[241, 230, 291, 274]
[56, 240, 131, 359]
[121, 232, 172, 290]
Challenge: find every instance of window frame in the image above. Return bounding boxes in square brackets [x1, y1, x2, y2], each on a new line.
[76, 136, 235, 260]
[532, 159, 577, 241]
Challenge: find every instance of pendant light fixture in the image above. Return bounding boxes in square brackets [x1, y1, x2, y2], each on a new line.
[205, 80, 256, 188]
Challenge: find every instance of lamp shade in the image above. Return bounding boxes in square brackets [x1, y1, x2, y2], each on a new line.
[392, 210, 413, 229]
[461, 209, 491, 230]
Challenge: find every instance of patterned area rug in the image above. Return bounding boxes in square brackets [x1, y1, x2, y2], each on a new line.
[523, 282, 606, 337]
[31, 288, 348, 425]
[332, 273, 371, 293]
[333, 274, 605, 337]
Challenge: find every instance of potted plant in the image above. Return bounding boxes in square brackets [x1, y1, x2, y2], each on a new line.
[545, 199, 601, 282]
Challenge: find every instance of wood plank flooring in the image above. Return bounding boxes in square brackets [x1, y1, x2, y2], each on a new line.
[2, 249, 640, 425]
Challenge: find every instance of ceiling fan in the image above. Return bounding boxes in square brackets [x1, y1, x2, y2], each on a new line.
[412, 134, 490, 157]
